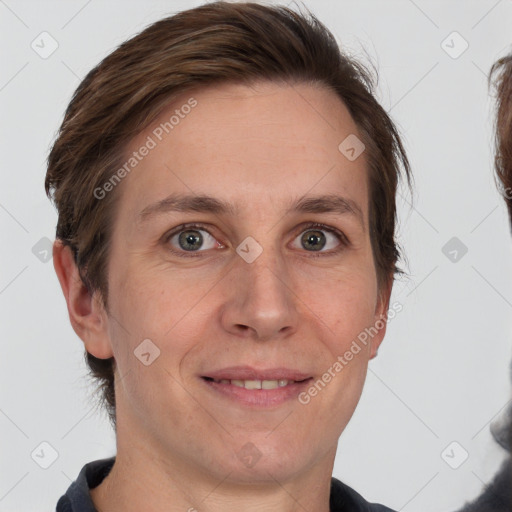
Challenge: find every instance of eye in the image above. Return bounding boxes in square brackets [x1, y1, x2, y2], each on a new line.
[164, 222, 348, 258]
[291, 223, 348, 255]
[165, 224, 223, 256]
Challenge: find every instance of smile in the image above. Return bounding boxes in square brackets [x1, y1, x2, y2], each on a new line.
[204, 377, 307, 389]
[201, 375, 314, 407]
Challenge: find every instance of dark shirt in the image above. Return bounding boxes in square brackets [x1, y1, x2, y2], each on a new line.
[56, 457, 395, 511]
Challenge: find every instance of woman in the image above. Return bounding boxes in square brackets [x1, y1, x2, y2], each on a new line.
[46, 2, 411, 511]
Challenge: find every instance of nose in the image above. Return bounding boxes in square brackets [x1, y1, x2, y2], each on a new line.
[220, 245, 299, 342]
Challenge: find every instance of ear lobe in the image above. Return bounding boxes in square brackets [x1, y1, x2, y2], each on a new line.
[53, 240, 113, 359]
[369, 278, 393, 360]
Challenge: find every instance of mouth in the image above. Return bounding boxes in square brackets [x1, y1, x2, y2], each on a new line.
[200, 367, 314, 407]
[202, 376, 311, 389]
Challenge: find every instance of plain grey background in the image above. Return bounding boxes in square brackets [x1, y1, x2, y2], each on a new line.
[1, 0, 512, 510]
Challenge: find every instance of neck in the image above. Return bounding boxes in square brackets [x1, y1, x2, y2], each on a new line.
[90, 417, 336, 512]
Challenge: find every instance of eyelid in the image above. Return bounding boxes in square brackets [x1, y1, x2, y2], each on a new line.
[163, 221, 350, 257]
[163, 223, 223, 257]
[293, 222, 350, 246]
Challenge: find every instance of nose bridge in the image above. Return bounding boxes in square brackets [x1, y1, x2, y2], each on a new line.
[240, 237, 290, 309]
[245, 243, 287, 301]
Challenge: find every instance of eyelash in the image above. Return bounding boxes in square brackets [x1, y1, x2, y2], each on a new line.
[163, 222, 350, 259]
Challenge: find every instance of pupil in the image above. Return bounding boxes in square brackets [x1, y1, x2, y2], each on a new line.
[179, 230, 203, 251]
[303, 230, 325, 251]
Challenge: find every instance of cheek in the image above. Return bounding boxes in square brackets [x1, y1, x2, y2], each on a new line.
[106, 264, 219, 387]
[111, 261, 212, 334]
[106, 269, 202, 422]
[299, 267, 378, 338]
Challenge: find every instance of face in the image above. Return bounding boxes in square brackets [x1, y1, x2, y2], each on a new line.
[98, 81, 390, 483]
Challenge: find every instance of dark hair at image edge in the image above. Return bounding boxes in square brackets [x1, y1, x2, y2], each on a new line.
[45, 1, 411, 429]
[456, 53, 512, 512]
[491, 54, 512, 224]
[490, 51, 512, 460]
[490, 51, 512, 454]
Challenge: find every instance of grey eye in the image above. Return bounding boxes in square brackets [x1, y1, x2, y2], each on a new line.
[170, 229, 218, 252]
[293, 228, 341, 252]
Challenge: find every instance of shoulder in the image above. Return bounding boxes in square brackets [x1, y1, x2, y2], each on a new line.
[56, 457, 115, 512]
[330, 477, 396, 512]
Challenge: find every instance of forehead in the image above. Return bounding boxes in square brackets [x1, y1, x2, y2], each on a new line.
[114, 80, 368, 222]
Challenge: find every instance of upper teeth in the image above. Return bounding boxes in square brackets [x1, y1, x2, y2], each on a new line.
[213, 379, 293, 389]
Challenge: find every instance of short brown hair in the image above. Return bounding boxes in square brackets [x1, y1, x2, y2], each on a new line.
[491, 53, 512, 223]
[45, 1, 411, 428]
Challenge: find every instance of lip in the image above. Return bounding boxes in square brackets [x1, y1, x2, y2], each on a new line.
[202, 365, 312, 381]
[200, 365, 313, 408]
[201, 377, 313, 407]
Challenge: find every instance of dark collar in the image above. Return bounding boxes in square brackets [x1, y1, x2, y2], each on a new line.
[56, 457, 115, 512]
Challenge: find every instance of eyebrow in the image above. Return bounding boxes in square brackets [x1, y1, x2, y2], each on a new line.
[137, 193, 364, 225]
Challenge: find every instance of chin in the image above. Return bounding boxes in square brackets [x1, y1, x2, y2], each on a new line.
[219, 442, 314, 485]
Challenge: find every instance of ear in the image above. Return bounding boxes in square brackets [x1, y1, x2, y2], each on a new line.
[52, 240, 113, 359]
[369, 276, 393, 360]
